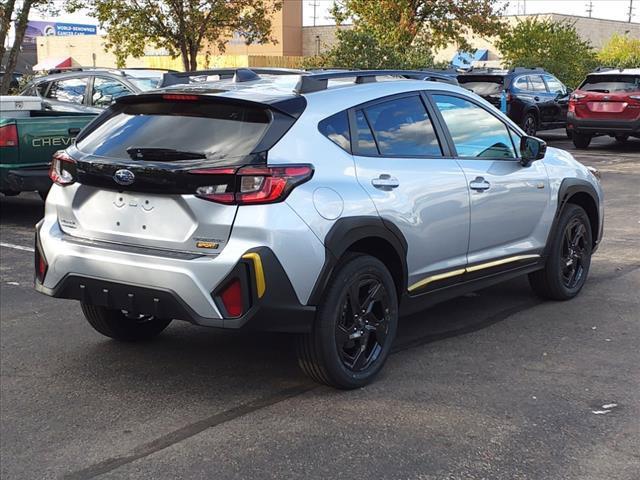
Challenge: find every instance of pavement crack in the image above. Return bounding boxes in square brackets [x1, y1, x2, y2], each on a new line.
[63, 383, 316, 480]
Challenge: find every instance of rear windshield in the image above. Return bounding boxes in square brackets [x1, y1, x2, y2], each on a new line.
[458, 76, 504, 95]
[579, 74, 640, 93]
[76, 100, 271, 161]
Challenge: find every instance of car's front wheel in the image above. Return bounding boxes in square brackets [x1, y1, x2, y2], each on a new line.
[572, 132, 592, 149]
[297, 254, 398, 389]
[81, 304, 172, 341]
[529, 204, 593, 300]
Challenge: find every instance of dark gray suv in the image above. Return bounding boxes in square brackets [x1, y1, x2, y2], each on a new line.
[21, 67, 174, 113]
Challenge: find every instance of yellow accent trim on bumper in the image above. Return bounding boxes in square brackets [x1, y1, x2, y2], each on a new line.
[242, 252, 266, 298]
[408, 254, 540, 293]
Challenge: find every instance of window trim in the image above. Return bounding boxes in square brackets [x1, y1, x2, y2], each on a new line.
[347, 91, 450, 159]
[424, 90, 523, 162]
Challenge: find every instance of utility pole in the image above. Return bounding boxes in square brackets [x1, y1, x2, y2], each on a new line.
[586, 1, 593, 17]
[629, 0, 635, 22]
[309, 0, 320, 27]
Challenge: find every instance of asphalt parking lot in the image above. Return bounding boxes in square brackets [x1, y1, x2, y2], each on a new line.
[1, 132, 639, 480]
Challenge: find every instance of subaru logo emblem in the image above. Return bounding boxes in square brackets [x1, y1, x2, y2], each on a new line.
[114, 169, 135, 186]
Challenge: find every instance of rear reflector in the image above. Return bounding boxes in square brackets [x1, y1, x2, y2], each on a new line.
[35, 243, 48, 284]
[219, 278, 243, 317]
[191, 164, 313, 205]
[0, 124, 18, 147]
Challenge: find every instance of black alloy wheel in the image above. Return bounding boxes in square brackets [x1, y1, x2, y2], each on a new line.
[560, 218, 589, 289]
[297, 254, 398, 389]
[335, 274, 391, 372]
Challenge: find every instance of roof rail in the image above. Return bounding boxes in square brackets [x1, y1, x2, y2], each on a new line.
[160, 67, 305, 87]
[46, 66, 179, 76]
[294, 69, 458, 94]
[591, 66, 626, 73]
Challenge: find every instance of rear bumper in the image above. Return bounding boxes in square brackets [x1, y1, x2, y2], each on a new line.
[1, 167, 51, 193]
[35, 218, 317, 333]
[567, 114, 640, 135]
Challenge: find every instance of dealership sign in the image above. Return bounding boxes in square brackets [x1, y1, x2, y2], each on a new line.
[24, 21, 97, 44]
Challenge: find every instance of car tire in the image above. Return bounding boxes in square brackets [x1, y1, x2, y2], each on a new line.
[38, 189, 49, 201]
[572, 132, 592, 149]
[565, 129, 573, 139]
[528, 204, 593, 301]
[81, 303, 172, 342]
[615, 134, 629, 143]
[297, 254, 398, 389]
[522, 113, 537, 136]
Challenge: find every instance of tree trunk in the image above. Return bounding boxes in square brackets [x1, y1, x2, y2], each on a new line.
[188, 42, 198, 71]
[179, 41, 190, 72]
[0, 0, 32, 94]
[0, 0, 17, 62]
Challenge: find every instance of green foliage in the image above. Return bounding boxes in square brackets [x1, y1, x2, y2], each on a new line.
[496, 17, 598, 88]
[302, 28, 434, 70]
[66, 0, 281, 71]
[308, 0, 505, 71]
[598, 34, 640, 69]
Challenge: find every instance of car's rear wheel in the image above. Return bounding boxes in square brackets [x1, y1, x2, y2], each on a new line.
[81, 303, 172, 341]
[529, 204, 593, 300]
[522, 113, 537, 136]
[297, 254, 398, 389]
[572, 132, 592, 149]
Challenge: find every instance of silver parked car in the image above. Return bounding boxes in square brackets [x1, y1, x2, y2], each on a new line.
[35, 69, 604, 389]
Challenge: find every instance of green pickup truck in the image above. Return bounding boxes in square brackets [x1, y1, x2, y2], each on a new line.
[1, 97, 96, 199]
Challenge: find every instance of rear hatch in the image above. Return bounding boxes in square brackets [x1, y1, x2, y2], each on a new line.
[55, 93, 300, 255]
[458, 75, 504, 107]
[572, 73, 640, 120]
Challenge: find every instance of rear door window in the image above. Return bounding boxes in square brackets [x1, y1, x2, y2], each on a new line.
[513, 76, 529, 90]
[76, 99, 272, 161]
[46, 77, 88, 104]
[579, 74, 640, 93]
[362, 96, 442, 157]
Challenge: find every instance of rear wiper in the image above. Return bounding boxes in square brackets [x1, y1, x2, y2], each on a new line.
[126, 147, 206, 161]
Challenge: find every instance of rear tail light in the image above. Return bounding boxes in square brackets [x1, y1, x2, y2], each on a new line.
[0, 124, 18, 147]
[571, 93, 587, 101]
[629, 95, 640, 100]
[190, 164, 313, 205]
[219, 278, 244, 317]
[49, 150, 77, 186]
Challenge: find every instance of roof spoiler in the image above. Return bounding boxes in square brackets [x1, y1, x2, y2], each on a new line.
[294, 69, 459, 94]
[159, 67, 306, 88]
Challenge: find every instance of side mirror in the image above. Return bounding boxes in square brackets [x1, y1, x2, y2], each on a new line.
[520, 135, 547, 166]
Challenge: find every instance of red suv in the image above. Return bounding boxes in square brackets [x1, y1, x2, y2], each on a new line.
[567, 68, 640, 148]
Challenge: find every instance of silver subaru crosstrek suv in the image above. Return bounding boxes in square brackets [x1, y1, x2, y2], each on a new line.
[36, 69, 604, 389]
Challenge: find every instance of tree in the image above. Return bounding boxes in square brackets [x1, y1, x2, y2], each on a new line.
[1, 0, 37, 94]
[303, 28, 435, 70]
[68, 0, 282, 71]
[496, 17, 597, 88]
[598, 33, 640, 69]
[0, 0, 18, 62]
[331, 0, 506, 55]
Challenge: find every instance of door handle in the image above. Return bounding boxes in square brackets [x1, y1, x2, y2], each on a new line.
[469, 176, 491, 191]
[371, 174, 399, 190]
